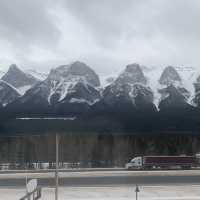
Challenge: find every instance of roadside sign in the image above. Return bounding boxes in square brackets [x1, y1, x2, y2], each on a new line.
[26, 179, 38, 194]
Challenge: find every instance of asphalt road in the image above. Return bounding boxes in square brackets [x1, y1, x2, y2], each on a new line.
[1, 170, 200, 187]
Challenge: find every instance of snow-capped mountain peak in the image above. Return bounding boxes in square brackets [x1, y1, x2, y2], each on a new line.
[158, 66, 191, 109]
[2, 61, 200, 118]
[13, 61, 101, 113]
[115, 63, 147, 86]
[102, 63, 154, 109]
[46, 61, 100, 104]
[48, 61, 100, 87]
[159, 66, 182, 86]
[1, 64, 39, 95]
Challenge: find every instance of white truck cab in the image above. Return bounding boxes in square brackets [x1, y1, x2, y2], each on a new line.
[125, 156, 143, 169]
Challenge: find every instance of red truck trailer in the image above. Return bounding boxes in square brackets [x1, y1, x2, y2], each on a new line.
[125, 155, 200, 170]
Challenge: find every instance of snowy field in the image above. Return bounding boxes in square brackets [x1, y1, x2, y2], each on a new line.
[3, 185, 200, 200]
[2, 170, 200, 199]
[1, 169, 200, 179]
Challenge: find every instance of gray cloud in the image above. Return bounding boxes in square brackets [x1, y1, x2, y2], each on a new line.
[62, 0, 200, 45]
[1, 0, 200, 75]
[0, 0, 60, 48]
[62, 0, 149, 47]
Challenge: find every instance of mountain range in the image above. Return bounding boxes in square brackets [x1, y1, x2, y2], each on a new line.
[1, 61, 200, 133]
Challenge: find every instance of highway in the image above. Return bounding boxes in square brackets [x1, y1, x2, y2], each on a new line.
[1, 169, 200, 187]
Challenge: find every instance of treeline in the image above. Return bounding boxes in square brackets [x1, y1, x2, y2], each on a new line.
[0, 133, 199, 168]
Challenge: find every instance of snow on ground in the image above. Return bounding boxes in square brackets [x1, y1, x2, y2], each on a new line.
[1, 169, 200, 179]
[3, 185, 200, 200]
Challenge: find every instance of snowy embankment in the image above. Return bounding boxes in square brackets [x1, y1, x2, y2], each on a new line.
[3, 185, 200, 200]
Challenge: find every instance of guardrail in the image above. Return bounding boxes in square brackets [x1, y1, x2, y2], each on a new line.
[19, 187, 41, 200]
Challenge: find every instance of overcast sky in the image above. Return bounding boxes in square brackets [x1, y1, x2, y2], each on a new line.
[0, 0, 200, 75]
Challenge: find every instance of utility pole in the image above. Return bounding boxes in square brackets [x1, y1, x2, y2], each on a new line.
[25, 163, 28, 195]
[55, 134, 59, 200]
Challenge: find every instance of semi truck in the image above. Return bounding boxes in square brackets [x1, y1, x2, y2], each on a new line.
[125, 155, 200, 170]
